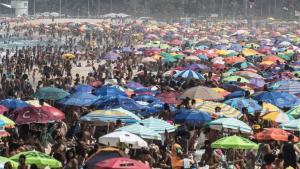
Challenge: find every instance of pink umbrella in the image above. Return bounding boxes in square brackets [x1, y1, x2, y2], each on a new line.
[0, 106, 9, 114]
[157, 92, 182, 105]
[94, 157, 150, 169]
[10, 107, 55, 124]
[40, 106, 65, 120]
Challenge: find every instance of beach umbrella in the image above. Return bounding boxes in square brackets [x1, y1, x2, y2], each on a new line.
[224, 98, 262, 114]
[232, 62, 255, 69]
[0, 99, 29, 110]
[39, 106, 65, 120]
[85, 147, 124, 169]
[10, 106, 56, 124]
[80, 108, 141, 125]
[94, 157, 150, 169]
[72, 84, 95, 93]
[286, 105, 300, 119]
[116, 123, 161, 140]
[133, 95, 160, 103]
[99, 131, 148, 148]
[212, 88, 231, 97]
[179, 86, 224, 101]
[269, 80, 300, 94]
[122, 47, 132, 53]
[185, 55, 201, 61]
[25, 100, 51, 107]
[59, 92, 98, 106]
[10, 150, 62, 169]
[141, 57, 157, 63]
[61, 53, 76, 59]
[280, 119, 300, 131]
[208, 117, 252, 133]
[95, 86, 127, 97]
[174, 109, 211, 125]
[126, 82, 144, 89]
[156, 92, 182, 105]
[0, 115, 15, 127]
[195, 100, 241, 118]
[254, 128, 299, 142]
[0, 156, 18, 169]
[262, 111, 294, 123]
[104, 52, 121, 61]
[184, 63, 210, 72]
[222, 76, 250, 83]
[253, 91, 299, 108]
[211, 135, 258, 149]
[235, 71, 264, 79]
[94, 96, 146, 111]
[140, 117, 175, 133]
[0, 105, 8, 114]
[173, 70, 205, 80]
[32, 87, 70, 100]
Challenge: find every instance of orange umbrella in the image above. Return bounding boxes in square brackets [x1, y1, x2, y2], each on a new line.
[224, 56, 245, 64]
[254, 128, 299, 142]
[263, 55, 285, 63]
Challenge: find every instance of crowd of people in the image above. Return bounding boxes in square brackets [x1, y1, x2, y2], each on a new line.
[0, 17, 299, 169]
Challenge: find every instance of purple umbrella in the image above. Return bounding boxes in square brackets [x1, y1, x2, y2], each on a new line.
[185, 63, 210, 71]
[104, 52, 121, 61]
[249, 78, 265, 88]
[126, 82, 144, 89]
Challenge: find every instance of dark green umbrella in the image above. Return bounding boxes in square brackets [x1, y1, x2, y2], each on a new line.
[32, 87, 70, 100]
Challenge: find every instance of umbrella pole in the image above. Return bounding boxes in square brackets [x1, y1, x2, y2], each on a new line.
[106, 123, 110, 134]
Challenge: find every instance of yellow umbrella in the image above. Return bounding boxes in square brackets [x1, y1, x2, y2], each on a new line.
[62, 53, 76, 60]
[195, 100, 242, 118]
[25, 100, 51, 107]
[152, 54, 163, 60]
[262, 102, 283, 114]
[262, 111, 294, 123]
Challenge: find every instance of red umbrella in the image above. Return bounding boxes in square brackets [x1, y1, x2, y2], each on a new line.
[10, 106, 55, 124]
[157, 92, 182, 105]
[0, 105, 8, 114]
[94, 157, 150, 169]
[40, 106, 65, 120]
[254, 128, 299, 142]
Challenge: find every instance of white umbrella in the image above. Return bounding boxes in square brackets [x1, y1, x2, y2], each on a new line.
[99, 131, 148, 148]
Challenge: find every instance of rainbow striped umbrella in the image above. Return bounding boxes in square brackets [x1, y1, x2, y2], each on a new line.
[80, 108, 141, 125]
[263, 111, 294, 123]
[195, 100, 241, 118]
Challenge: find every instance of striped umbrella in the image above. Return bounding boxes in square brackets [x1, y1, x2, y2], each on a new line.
[179, 86, 224, 100]
[174, 70, 205, 80]
[262, 111, 294, 123]
[280, 119, 300, 131]
[269, 80, 300, 94]
[286, 105, 300, 119]
[80, 108, 141, 125]
[116, 123, 161, 140]
[140, 117, 176, 133]
[195, 100, 241, 118]
[208, 118, 252, 133]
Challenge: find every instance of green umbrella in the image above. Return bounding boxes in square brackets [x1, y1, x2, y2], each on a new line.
[10, 150, 62, 169]
[140, 117, 176, 133]
[278, 52, 293, 61]
[32, 87, 70, 100]
[211, 135, 258, 149]
[0, 156, 18, 169]
[222, 76, 249, 83]
[286, 105, 300, 118]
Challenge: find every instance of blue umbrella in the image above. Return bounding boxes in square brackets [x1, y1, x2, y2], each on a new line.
[174, 70, 205, 80]
[269, 80, 300, 94]
[95, 86, 127, 97]
[72, 85, 95, 93]
[225, 91, 246, 100]
[122, 47, 132, 53]
[0, 99, 29, 110]
[133, 95, 160, 103]
[94, 96, 146, 111]
[224, 98, 262, 114]
[174, 109, 211, 125]
[59, 92, 98, 106]
[253, 91, 299, 108]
